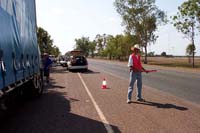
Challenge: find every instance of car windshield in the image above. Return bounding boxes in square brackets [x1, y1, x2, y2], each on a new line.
[72, 56, 86, 61]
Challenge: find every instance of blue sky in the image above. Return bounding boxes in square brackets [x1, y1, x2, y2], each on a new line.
[36, 0, 200, 56]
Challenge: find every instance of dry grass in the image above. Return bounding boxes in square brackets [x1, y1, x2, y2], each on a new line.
[141, 57, 200, 68]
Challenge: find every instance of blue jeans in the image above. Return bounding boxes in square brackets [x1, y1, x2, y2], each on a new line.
[127, 71, 142, 100]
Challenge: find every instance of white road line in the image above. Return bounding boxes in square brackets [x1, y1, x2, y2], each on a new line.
[78, 73, 114, 133]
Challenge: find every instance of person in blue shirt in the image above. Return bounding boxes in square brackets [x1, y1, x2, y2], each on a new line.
[42, 53, 52, 83]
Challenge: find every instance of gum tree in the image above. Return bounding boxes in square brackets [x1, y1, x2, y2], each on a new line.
[37, 27, 60, 56]
[186, 43, 196, 63]
[172, 0, 200, 68]
[114, 0, 166, 64]
[74, 37, 90, 57]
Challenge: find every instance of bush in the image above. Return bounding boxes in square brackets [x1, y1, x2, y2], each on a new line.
[161, 52, 167, 57]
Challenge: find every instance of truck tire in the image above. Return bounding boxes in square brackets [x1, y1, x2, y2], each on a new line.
[32, 73, 44, 97]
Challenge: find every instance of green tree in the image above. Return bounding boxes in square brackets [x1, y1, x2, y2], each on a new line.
[114, 35, 124, 60]
[51, 46, 60, 57]
[37, 27, 49, 54]
[103, 34, 136, 60]
[172, 0, 200, 68]
[120, 33, 136, 59]
[95, 34, 104, 54]
[37, 27, 60, 56]
[186, 43, 196, 63]
[148, 52, 155, 57]
[114, 0, 166, 64]
[161, 52, 167, 57]
[186, 43, 196, 55]
[104, 34, 122, 60]
[74, 37, 90, 57]
[104, 35, 115, 60]
[88, 40, 96, 58]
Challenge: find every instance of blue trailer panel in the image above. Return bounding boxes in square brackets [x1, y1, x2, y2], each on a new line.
[0, 0, 40, 91]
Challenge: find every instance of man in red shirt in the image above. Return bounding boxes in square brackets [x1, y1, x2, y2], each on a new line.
[127, 44, 148, 104]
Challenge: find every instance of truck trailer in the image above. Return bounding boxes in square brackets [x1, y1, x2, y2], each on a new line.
[0, 0, 43, 109]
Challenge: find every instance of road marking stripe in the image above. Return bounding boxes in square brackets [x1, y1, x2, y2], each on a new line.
[78, 73, 114, 133]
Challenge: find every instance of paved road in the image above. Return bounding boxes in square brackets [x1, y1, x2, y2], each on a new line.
[0, 68, 111, 133]
[88, 59, 200, 104]
[0, 65, 200, 133]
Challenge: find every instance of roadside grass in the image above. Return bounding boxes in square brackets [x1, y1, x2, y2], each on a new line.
[148, 62, 200, 68]
[143, 57, 200, 68]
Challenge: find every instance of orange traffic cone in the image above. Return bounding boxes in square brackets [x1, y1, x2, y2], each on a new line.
[101, 78, 107, 89]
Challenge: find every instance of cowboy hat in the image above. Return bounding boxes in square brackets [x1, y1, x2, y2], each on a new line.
[131, 44, 141, 51]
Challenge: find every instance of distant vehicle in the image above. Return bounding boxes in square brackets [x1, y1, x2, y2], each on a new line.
[57, 55, 68, 67]
[60, 60, 68, 67]
[67, 55, 88, 71]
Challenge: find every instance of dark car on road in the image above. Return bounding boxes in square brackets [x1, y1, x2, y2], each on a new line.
[67, 55, 88, 71]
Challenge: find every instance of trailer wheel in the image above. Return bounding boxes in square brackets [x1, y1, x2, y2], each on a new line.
[33, 74, 44, 97]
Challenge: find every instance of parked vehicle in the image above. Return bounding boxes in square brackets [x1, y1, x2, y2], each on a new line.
[58, 55, 68, 67]
[60, 60, 68, 67]
[0, 0, 43, 110]
[67, 55, 88, 71]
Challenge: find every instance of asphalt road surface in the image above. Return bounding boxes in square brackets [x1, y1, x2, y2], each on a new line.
[88, 59, 200, 105]
[0, 61, 200, 133]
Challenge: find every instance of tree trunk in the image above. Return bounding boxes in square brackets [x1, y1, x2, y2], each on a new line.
[192, 23, 195, 68]
[192, 50, 195, 68]
[144, 45, 148, 64]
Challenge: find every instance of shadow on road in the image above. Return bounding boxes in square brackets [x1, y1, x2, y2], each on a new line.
[46, 80, 66, 89]
[131, 100, 188, 111]
[0, 76, 121, 133]
[41, 77, 65, 89]
[47, 84, 66, 89]
[83, 69, 100, 74]
[51, 67, 68, 74]
[70, 69, 100, 74]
